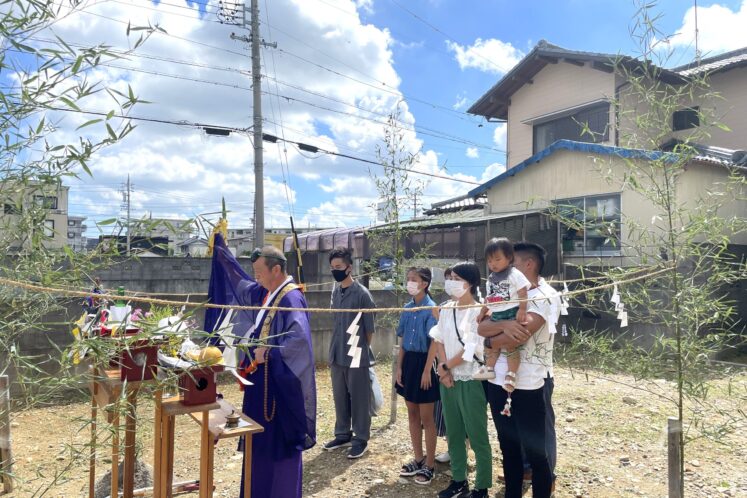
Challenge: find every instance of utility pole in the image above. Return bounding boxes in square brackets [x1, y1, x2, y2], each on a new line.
[120, 175, 132, 256]
[221, 0, 276, 249]
[250, 0, 264, 248]
[413, 191, 418, 219]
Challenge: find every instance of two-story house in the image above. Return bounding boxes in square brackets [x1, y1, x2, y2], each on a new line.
[433, 40, 746, 268]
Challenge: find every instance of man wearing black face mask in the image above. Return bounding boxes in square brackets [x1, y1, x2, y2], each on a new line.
[323, 247, 377, 459]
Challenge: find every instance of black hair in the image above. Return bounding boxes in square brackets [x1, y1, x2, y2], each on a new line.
[329, 246, 353, 266]
[485, 237, 514, 261]
[513, 241, 546, 274]
[407, 266, 432, 295]
[450, 261, 481, 297]
[443, 267, 452, 278]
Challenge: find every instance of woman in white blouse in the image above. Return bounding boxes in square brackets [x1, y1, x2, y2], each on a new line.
[430, 262, 492, 498]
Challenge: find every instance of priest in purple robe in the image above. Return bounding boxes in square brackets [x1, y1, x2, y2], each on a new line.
[205, 236, 316, 498]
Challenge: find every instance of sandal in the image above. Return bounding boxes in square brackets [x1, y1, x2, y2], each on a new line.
[414, 465, 435, 485]
[472, 365, 496, 380]
[400, 458, 424, 477]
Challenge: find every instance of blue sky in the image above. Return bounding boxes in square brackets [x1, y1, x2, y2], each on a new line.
[4, 0, 746, 235]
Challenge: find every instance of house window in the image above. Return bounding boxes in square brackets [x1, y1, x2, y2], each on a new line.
[34, 195, 58, 210]
[673, 107, 699, 131]
[43, 220, 55, 238]
[3, 203, 21, 215]
[68, 232, 75, 239]
[533, 102, 610, 153]
[557, 193, 621, 256]
[68, 220, 75, 226]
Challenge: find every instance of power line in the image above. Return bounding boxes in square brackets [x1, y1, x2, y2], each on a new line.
[388, 0, 512, 74]
[261, 132, 480, 185]
[106, 0, 224, 23]
[28, 36, 251, 75]
[41, 105, 250, 133]
[74, 9, 248, 58]
[12, 44, 503, 154]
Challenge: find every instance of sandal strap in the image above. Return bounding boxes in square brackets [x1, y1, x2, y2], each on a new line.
[505, 371, 517, 378]
[415, 466, 434, 479]
[401, 459, 423, 472]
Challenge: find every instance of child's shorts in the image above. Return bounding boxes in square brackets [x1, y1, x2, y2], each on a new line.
[483, 307, 519, 348]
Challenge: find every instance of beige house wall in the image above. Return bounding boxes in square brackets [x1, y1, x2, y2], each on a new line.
[618, 68, 747, 150]
[484, 150, 746, 255]
[0, 184, 69, 250]
[685, 67, 747, 149]
[507, 62, 616, 167]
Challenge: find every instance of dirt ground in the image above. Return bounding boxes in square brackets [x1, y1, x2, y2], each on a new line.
[4, 364, 746, 498]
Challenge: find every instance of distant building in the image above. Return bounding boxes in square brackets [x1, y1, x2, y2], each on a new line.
[178, 237, 210, 257]
[0, 182, 69, 251]
[67, 215, 87, 252]
[96, 235, 170, 256]
[132, 218, 195, 255]
[227, 227, 254, 256]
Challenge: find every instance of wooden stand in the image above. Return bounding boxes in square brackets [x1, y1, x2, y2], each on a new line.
[88, 369, 149, 498]
[152, 397, 220, 498]
[187, 404, 263, 498]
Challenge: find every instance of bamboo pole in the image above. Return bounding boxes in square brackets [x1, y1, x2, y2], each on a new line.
[668, 416, 683, 498]
[0, 375, 13, 494]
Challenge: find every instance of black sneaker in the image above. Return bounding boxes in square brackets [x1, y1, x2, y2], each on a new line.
[438, 479, 469, 498]
[469, 489, 488, 498]
[347, 441, 368, 459]
[323, 437, 351, 451]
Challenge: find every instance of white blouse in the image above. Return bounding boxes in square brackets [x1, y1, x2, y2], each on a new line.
[428, 301, 484, 382]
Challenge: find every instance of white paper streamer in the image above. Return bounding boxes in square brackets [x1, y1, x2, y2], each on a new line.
[346, 312, 363, 368]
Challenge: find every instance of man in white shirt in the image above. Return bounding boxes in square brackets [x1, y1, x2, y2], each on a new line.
[478, 242, 558, 498]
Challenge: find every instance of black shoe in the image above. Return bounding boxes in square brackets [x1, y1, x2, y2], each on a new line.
[347, 441, 368, 459]
[469, 489, 488, 498]
[323, 437, 351, 451]
[438, 480, 469, 498]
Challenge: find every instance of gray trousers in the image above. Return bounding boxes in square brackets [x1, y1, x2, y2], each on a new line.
[330, 363, 371, 443]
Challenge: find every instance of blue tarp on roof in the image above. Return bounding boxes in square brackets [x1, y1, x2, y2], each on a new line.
[467, 140, 675, 197]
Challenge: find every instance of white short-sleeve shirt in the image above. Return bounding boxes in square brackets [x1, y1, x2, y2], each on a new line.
[489, 281, 558, 390]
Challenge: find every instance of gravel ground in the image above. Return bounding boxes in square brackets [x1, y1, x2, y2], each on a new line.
[5, 364, 746, 497]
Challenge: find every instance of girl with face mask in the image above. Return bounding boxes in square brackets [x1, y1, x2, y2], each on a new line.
[396, 267, 440, 485]
[430, 262, 492, 498]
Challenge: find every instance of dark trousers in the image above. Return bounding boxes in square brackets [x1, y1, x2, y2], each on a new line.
[330, 363, 371, 443]
[486, 383, 552, 498]
[522, 375, 557, 477]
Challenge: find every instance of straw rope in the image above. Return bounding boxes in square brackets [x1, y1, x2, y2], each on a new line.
[0, 263, 674, 314]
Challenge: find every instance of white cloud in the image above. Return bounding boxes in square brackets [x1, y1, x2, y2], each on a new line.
[479, 162, 506, 183]
[670, 1, 747, 53]
[465, 147, 479, 159]
[18, 0, 492, 234]
[446, 38, 523, 74]
[453, 93, 468, 110]
[493, 123, 507, 151]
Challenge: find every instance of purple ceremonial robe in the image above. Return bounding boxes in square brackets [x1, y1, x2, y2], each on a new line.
[204, 235, 316, 498]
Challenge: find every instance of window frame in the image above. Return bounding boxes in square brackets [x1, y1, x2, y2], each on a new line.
[556, 193, 622, 257]
[34, 195, 58, 210]
[533, 102, 610, 154]
[43, 219, 55, 238]
[672, 106, 700, 131]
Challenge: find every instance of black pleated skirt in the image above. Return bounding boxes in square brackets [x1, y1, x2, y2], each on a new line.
[396, 350, 440, 404]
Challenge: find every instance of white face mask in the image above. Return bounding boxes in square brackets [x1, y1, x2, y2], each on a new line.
[406, 281, 422, 296]
[445, 279, 468, 299]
